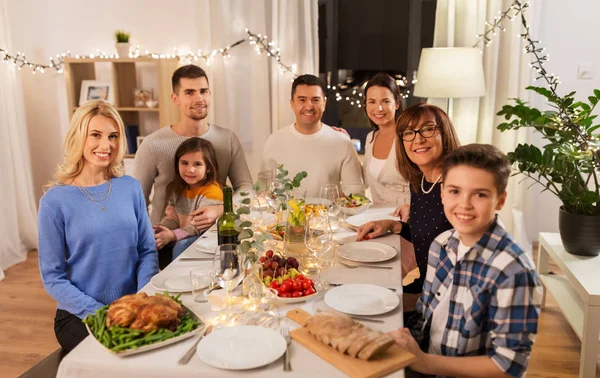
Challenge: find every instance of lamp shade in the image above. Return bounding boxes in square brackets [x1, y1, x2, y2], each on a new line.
[413, 47, 486, 98]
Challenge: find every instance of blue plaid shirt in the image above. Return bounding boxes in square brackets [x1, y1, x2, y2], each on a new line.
[411, 217, 542, 378]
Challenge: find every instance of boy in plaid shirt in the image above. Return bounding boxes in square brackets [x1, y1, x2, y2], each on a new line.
[390, 144, 542, 378]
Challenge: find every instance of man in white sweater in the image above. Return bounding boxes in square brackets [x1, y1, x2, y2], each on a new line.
[134, 65, 253, 227]
[260, 74, 363, 197]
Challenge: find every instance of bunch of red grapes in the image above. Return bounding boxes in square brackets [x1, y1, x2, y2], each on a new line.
[259, 250, 300, 279]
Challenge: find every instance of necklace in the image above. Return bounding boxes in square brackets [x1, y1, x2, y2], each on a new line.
[420, 173, 442, 194]
[76, 179, 112, 212]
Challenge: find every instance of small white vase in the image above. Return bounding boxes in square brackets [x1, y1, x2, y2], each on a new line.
[115, 42, 130, 58]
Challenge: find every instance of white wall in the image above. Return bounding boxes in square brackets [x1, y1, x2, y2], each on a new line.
[6, 0, 200, 202]
[525, 0, 600, 239]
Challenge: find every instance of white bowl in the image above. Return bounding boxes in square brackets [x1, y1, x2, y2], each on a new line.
[340, 202, 371, 216]
[273, 289, 319, 304]
[145, 100, 158, 108]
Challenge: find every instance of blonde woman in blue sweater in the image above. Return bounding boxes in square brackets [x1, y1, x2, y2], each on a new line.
[38, 101, 158, 352]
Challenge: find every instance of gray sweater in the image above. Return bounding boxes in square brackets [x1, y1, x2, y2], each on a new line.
[133, 125, 253, 224]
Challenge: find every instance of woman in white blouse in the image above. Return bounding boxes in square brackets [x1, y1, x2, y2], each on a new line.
[362, 73, 416, 277]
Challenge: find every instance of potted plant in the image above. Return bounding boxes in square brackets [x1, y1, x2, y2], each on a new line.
[114, 30, 130, 58]
[497, 86, 600, 256]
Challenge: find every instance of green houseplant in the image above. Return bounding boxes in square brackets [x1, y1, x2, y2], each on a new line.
[114, 30, 131, 58]
[497, 86, 600, 256]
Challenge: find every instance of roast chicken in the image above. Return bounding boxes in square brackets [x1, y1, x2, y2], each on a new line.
[106, 293, 184, 332]
[305, 312, 395, 360]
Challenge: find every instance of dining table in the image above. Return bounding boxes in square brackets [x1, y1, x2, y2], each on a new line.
[56, 206, 407, 378]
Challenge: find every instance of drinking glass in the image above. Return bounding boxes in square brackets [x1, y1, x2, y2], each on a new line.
[213, 244, 244, 314]
[242, 196, 264, 231]
[265, 179, 285, 211]
[266, 179, 287, 225]
[304, 213, 333, 290]
[319, 184, 340, 229]
[190, 267, 213, 303]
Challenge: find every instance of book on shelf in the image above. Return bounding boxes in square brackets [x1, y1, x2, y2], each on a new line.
[125, 125, 139, 154]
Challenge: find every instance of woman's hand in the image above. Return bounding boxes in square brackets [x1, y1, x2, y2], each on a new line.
[356, 219, 400, 241]
[154, 225, 175, 249]
[388, 328, 429, 374]
[393, 203, 410, 222]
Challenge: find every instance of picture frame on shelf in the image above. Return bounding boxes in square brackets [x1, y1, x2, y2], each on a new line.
[79, 80, 114, 105]
[134, 88, 154, 107]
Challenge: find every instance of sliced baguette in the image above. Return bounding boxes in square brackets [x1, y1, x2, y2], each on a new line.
[357, 333, 395, 360]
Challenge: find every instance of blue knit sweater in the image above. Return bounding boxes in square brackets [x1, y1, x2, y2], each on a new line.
[38, 175, 158, 318]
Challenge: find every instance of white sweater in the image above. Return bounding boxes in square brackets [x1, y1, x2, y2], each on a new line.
[259, 123, 363, 197]
[363, 131, 411, 205]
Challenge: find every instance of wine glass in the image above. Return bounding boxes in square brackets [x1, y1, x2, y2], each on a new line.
[242, 197, 265, 231]
[213, 244, 244, 315]
[319, 184, 340, 228]
[304, 213, 333, 290]
[266, 179, 286, 225]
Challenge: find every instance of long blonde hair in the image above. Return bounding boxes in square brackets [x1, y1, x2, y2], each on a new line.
[49, 100, 126, 187]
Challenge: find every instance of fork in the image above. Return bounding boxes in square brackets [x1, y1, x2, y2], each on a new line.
[280, 324, 292, 371]
[338, 261, 392, 270]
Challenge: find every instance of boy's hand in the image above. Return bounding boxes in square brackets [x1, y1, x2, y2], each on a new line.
[356, 219, 400, 241]
[388, 328, 429, 374]
[190, 205, 224, 231]
[154, 225, 175, 249]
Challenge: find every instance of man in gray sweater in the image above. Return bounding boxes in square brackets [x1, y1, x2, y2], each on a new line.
[134, 65, 253, 229]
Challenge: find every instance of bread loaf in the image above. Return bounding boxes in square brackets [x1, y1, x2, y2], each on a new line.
[305, 311, 393, 360]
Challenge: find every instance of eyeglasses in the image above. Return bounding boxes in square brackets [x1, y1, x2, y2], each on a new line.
[399, 125, 438, 142]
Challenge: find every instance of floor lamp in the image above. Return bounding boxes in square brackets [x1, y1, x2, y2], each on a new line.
[413, 47, 486, 120]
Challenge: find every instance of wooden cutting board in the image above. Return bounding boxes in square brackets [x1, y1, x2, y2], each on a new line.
[286, 309, 416, 378]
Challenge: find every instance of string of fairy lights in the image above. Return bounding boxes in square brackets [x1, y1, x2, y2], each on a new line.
[0, 1, 573, 115]
[0, 29, 296, 76]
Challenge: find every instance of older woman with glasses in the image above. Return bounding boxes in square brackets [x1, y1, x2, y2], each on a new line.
[356, 103, 460, 313]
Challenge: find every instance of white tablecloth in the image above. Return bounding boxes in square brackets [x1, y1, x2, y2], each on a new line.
[57, 207, 405, 378]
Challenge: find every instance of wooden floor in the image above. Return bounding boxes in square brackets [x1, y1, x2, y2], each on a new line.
[0, 250, 598, 378]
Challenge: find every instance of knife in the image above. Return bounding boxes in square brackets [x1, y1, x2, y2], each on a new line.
[179, 257, 213, 261]
[316, 309, 384, 324]
[178, 325, 213, 365]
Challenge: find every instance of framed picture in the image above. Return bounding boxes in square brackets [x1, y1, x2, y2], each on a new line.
[79, 80, 114, 105]
[134, 88, 154, 107]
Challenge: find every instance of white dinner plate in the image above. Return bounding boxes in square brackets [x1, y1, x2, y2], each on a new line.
[345, 207, 398, 229]
[150, 267, 194, 292]
[197, 325, 286, 370]
[337, 241, 397, 263]
[324, 283, 399, 316]
[194, 236, 218, 254]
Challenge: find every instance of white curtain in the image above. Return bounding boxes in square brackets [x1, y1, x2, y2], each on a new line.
[0, 0, 39, 280]
[195, 0, 319, 180]
[431, 0, 535, 252]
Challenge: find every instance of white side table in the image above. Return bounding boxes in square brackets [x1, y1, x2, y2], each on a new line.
[537, 233, 600, 378]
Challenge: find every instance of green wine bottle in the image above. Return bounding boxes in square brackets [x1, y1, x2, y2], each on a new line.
[217, 186, 239, 245]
